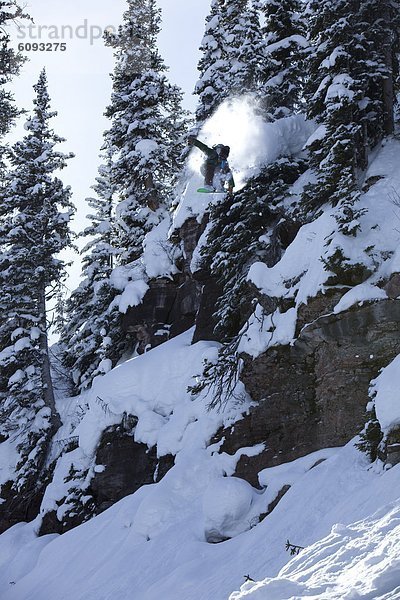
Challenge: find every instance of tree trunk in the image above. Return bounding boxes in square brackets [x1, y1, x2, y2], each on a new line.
[145, 173, 159, 211]
[38, 283, 61, 433]
[382, 2, 395, 135]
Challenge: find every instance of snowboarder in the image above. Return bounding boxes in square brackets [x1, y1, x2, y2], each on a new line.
[188, 135, 235, 194]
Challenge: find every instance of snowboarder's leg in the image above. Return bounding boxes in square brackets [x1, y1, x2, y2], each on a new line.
[204, 161, 216, 187]
[213, 167, 225, 192]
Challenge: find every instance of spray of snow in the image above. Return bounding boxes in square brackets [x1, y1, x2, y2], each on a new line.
[189, 96, 314, 187]
[173, 97, 314, 231]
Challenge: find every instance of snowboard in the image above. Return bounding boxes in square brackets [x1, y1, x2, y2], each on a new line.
[197, 188, 226, 194]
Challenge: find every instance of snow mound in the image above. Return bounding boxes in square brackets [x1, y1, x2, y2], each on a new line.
[203, 477, 264, 541]
[74, 329, 247, 458]
[333, 283, 387, 314]
[118, 279, 149, 313]
[143, 217, 180, 279]
[371, 354, 400, 435]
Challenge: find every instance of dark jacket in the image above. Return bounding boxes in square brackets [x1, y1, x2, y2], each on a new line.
[192, 138, 235, 188]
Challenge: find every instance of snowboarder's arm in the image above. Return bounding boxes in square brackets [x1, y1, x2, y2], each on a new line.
[187, 136, 215, 158]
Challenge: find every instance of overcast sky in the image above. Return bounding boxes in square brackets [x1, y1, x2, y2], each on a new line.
[7, 0, 210, 289]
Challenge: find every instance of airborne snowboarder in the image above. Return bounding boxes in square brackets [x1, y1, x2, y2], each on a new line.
[188, 135, 235, 194]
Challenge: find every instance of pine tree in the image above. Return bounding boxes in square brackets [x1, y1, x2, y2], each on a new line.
[59, 0, 187, 392]
[105, 0, 187, 264]
[302, 0, 365, 219]
[0, 1, 29, 136]
[0, 1, 29, 177]
[0, 69, 74, 494]
[201, 159, 306, 341]
[303, 0, 400, 215]
[257, 0, 308, 120]
[358, 0, 400, 139]
[60, 143, 123, 393]
[195, 0, 225, 123]
[195, 0, 262, 123]
[217, 1, 262, 99]
[302, 0, 400, 281]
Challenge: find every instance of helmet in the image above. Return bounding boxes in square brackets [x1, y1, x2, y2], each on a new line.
[213, 144, 230, 159]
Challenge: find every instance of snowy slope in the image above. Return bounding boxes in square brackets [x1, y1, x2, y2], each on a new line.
[38, 329, 255, 527]
[3, 441, 400, 599]
[231, 500, 400, 599]
[2, 332, 400, 599]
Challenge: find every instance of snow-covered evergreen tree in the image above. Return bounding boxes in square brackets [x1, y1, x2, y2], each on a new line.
[60, 1, 187, 393]
[303, 0, 400, 217]
[0, 1, 28, 136]
[300, 0, 400, 287]
[60, 143, 123, 393]
[0, 69, 74, 495]
[303, 0, 364, 218]
[0, 1, 29, 177]
[195, 0, 225, 123]
[257, 0, 308, 120]
[105, 0, 187, 264]
[217, 1, 262, 98]
[195, 0, 262, 123]
[201, 159, 305, 341]
[358, 0, 400, 139]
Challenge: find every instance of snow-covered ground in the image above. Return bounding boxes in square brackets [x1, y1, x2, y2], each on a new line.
[231, 497, 400, 599]
[1, 332, 400, 599]
[3, 435, 400, 599]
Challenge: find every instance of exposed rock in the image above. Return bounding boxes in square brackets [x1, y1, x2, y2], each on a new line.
[295, 288, 348, 335]
[384, 273, 400, 299]
[384, 427, 400, 467]
[259, 484, 291, 523]
[0, 479, 45, 535]
[121, 216, 209, 350]
[192, 277, 223, 342]
[39, 503, 88, 536]
[91, 425, 173, 514]
[180, 215, 208, 273]
[121, 278, 179, 353]
[218, 298, 400, 487]
[38, 423, 175, 536]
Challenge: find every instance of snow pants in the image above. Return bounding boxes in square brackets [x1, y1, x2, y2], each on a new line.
[201, 160, 216, 186]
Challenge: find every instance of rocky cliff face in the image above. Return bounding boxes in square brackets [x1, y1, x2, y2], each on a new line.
[121, 215, 216, 352]
[39, 422, 174, 536]
[219, 296, 400, 486]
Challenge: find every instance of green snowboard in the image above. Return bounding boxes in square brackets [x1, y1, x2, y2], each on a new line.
[197, 188, 226, 194]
